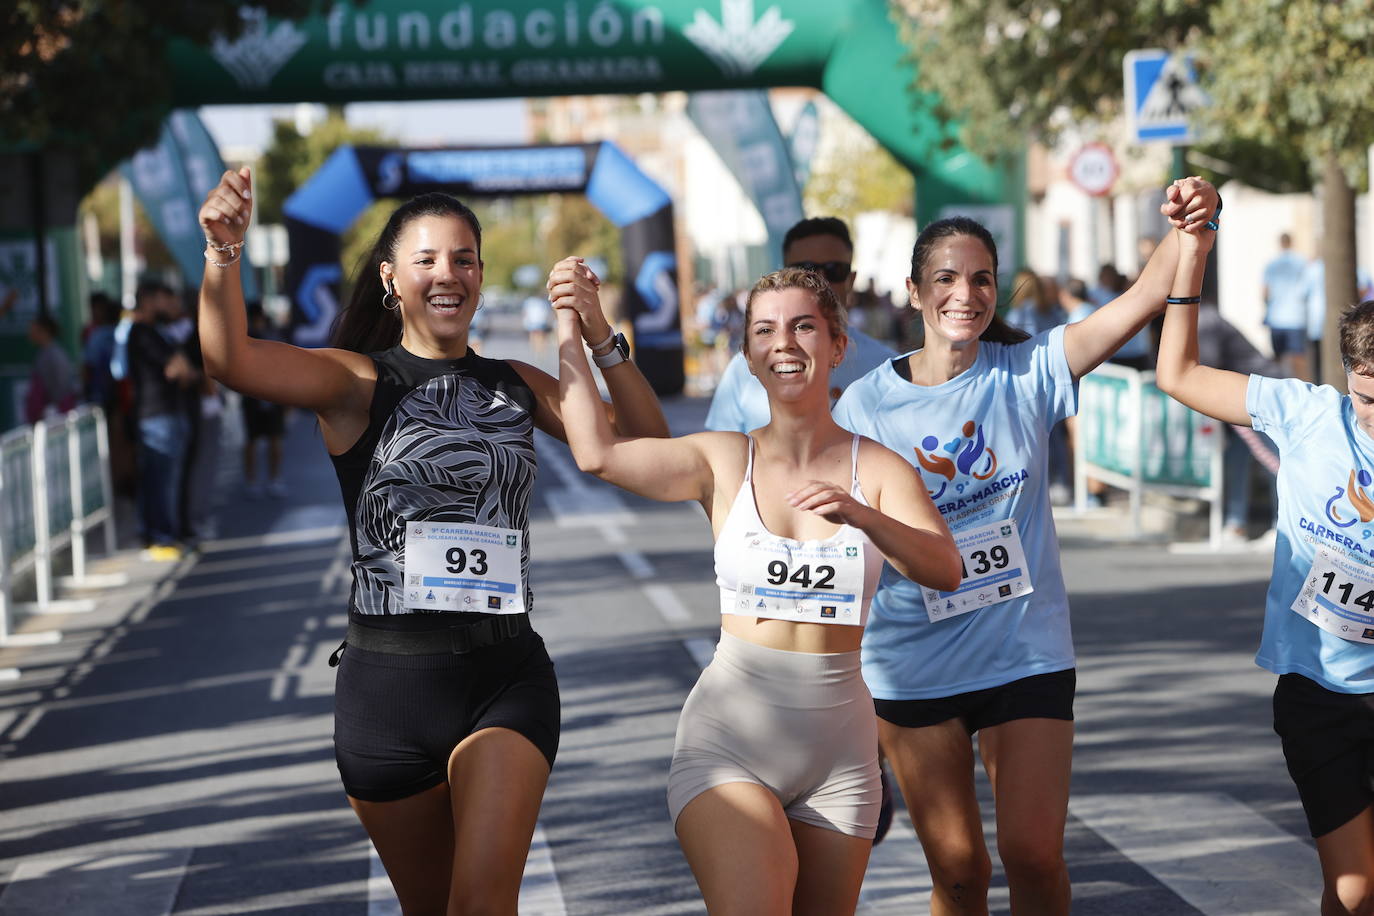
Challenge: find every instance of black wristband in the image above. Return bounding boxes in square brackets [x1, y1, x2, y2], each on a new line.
[1166, 295, 1201, 305]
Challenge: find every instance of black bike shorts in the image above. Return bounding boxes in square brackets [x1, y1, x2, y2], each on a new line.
[333, 627, 560, 802]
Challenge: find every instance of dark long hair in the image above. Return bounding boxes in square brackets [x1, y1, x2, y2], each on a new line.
[910, 216, 1029, 345]
[330, 193, 483, 354]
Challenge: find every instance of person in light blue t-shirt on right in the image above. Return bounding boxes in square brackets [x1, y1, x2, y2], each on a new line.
[833, 177, 1218, 915]
[1159, 278, 1374, 913]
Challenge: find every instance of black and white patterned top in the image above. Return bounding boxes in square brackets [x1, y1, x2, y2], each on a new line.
[331, 345, 538, 616]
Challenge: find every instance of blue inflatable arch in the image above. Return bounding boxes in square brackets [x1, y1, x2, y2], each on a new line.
[283, 140, 682, 393]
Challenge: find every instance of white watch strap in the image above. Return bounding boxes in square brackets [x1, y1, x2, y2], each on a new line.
[591, 342, 628, 368]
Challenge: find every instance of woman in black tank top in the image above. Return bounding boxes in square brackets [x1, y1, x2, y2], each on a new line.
[197, 168, 668, 913]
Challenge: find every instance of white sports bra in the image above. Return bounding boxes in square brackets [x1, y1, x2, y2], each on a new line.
[714, 434, 885, 626]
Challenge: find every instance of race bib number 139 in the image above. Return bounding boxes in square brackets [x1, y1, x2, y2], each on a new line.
[922, 519, 1033, 623]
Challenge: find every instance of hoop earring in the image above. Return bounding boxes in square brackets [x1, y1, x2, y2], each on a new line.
[381, 280, 400, 312]
[475, 293, 484, 311]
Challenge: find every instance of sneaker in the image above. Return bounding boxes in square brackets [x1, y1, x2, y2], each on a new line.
[1221, 524, 1248, 544]
[1049, 482, 1071, 506]
[873, 765, 895, 846]
[267, 479, 288, 499]
[142, 544, 184, 562]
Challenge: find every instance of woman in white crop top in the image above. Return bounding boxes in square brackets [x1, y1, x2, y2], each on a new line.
[553, 265, 960, 915]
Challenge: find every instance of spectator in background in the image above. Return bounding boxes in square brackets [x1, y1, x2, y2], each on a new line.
[1061, 278, 1109, 508]
[1304, 253, 1374, 383]
[1007, 269, 1068, 337]
[24, 314, 78, 424]
[127, 286, 199, 560]
[521, 292, 553, 355]
[81, 292, 119, 408]
[1262, 233, 1311, 380]
[240, 302, 288, 499]
[1091, 264, 1149, 370]
[1195, 297, 1281, 543]
[1008, 269, 1072, 503]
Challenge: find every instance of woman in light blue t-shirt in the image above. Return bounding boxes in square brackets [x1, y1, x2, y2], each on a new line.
[833, 177, 1218, 915]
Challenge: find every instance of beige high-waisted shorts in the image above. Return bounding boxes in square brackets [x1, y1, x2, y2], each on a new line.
[667, 630, 881, 838]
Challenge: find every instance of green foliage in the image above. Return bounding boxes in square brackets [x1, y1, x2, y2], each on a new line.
[256, 113, 390, 225]
[2, 1, 318, 188]
[804, 130, 914, 226]
[1197, 0, 1374, 185]
[542, 195, 623, 283]
[899, 1, 1208, 157]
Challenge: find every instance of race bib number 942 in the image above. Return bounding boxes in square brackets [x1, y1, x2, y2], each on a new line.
[403, 521, 525, 614]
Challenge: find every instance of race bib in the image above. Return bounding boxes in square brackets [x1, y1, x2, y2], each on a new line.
[1290, 547, 1374, 644]
[403, 521, 525, 614]
[730, 532, 866, 626]
[922, 519, 1033, 623]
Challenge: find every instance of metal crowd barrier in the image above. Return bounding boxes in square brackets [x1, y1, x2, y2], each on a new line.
[1074, 362, 1225, 547]
[0, 405, 118, 655]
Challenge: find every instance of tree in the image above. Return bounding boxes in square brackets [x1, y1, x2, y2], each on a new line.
[1197, 0, 1374, 388]
[804, 126, 914, 228]
[2, 2, 315, 188]
[898, 1, 1207, 158]
[256, 112, 390, 225]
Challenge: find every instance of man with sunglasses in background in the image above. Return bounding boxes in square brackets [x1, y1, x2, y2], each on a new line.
[705, 216, 898, 433]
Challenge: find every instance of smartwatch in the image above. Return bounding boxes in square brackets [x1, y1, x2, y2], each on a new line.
[591, 332, 630, 369]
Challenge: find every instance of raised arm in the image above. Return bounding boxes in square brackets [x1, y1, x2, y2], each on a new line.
[198, 167, 370, 415]
[787, 443, 962, 592]
[555, 304, 716, 506]
[513, 257, 670, 442]
[1154, 217, 1251, 425]
[1063, 177, 1219, 378]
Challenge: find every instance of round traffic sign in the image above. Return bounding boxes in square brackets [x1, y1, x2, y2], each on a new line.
[1069, 142, 1119, 197]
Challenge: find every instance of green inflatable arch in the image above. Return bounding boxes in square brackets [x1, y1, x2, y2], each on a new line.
[168, 0, 1019, 230]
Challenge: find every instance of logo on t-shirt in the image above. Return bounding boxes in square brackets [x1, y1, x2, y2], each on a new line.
[1325, 468, 1374, 528]
[913, 419, 999, 500]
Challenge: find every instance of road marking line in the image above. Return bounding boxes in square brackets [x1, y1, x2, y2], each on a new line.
[642, 584, 692, 623]
[201, 524, 346, 553]
[681, 637, 716, 670]
[1069, 792, 1321, 914]
[367, 823, 567, 916]
[0, 848, 192, 915]
[367, 842, 401, 916]
[520, 822, 569, 915]
[617, 550, 655, 579]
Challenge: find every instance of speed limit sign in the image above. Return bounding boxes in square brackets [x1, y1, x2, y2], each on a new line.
[1069, 143, 1119, 197]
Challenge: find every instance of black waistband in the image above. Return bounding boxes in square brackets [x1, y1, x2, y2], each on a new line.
[331, 614, 530, 665]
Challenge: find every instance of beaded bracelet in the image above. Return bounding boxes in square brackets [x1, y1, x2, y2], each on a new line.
[1166, 295, 1201, 305]
[205, 238, 245, 254]
[204, 246, 243, 268]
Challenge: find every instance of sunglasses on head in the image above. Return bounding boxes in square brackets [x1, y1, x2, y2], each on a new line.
[787, 260, 851, 284]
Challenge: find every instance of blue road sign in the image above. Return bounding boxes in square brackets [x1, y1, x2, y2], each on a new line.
[1124, 49, 1208, 145]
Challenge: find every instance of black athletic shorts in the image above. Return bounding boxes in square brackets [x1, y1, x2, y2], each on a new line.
[874, 669, 1076, 734]
[333, 626, 560, 802]
[1273, 673, 1374, 838]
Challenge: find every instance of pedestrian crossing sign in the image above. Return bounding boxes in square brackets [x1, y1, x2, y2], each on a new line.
[1124, 49, 1209, 144]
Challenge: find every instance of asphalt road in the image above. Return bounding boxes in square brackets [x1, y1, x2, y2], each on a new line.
[0, 318, 1320, 914]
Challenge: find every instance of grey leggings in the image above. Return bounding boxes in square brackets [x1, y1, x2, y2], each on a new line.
[668, 631, 881, 838]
